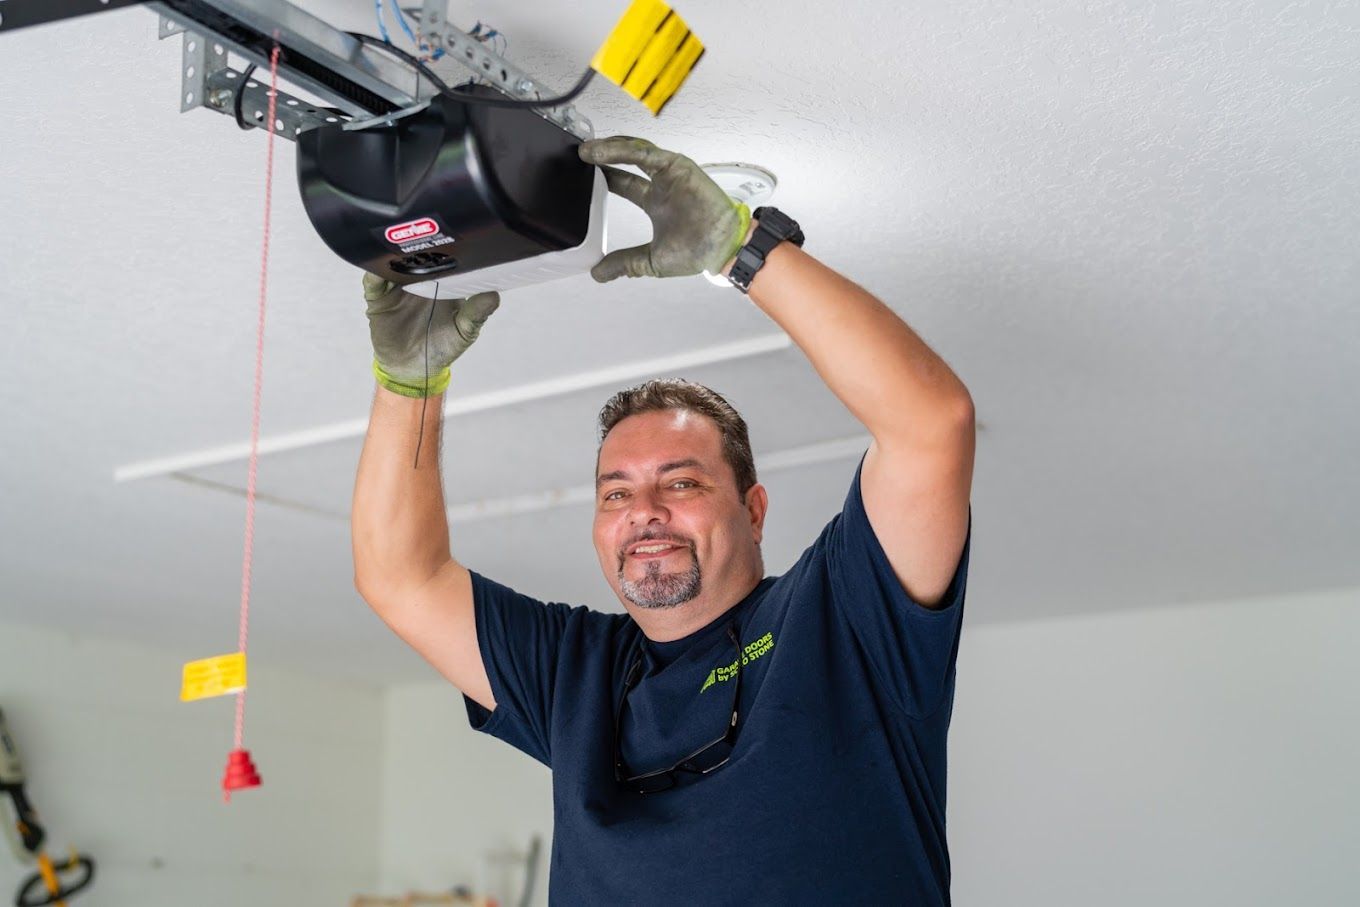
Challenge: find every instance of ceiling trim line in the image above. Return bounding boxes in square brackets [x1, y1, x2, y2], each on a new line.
[113, 333, 794, 482]
[147, 432, 872, 524]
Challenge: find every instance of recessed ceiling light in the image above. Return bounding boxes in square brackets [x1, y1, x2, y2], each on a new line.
[699, 163, 778, 287]
[700, 162, 778, 208]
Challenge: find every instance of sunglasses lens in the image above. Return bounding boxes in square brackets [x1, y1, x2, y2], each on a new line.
[681, 739, 734, 775]
[634, 771, 675, 793]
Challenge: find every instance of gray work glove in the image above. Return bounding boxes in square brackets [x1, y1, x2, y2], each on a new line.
[578, 136, 751, 282]
[362, 273, 500, 398]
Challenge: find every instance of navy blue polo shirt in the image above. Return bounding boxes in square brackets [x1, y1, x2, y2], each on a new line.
[465, 460, 971, 904]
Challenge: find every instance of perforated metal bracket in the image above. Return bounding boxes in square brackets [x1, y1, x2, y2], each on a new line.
[157, 14, 183, 39]
[146, 0, 586, 142]
[202, 68, 349, 139]
[418, 0, 592, 140]
[157, 5, 349, 140]
[179, 30, 227, 112]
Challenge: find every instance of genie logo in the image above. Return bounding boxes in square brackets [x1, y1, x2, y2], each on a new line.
[385, 218, 440, 244]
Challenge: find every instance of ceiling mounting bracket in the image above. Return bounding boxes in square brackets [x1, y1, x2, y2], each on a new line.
[179, 29, 227, 113]
[158, 15, 184, 39]
[2, 0, 593, 141]
[204, 68, 347, 136]
[414, 0, 592, 140]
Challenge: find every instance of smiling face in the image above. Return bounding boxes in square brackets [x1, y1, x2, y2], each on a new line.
[594, 409, 767, 632]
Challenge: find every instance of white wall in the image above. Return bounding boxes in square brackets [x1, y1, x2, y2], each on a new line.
[0, 620, 384, 906]
[378, 683, 552, 907]
[378, 586, 1360, 907]
[949, 586, 1360, 906]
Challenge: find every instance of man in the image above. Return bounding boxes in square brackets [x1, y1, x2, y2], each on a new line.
[353, 137, 975, 904]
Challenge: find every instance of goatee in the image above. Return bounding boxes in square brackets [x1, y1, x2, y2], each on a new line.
[619, 559, 701, 610]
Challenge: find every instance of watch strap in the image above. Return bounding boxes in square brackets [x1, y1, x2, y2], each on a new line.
[728, 207, 803, 293]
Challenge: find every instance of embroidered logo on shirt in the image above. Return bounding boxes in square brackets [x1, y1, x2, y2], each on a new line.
[699, 631, 775, 693]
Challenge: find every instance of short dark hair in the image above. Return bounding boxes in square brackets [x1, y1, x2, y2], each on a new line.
[597, 379, 758, 494]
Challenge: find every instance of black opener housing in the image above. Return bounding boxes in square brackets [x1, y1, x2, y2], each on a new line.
[296, 89, 596, 285]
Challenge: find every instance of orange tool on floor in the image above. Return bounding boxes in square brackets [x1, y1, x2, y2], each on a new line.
[0, 707, 95, 907]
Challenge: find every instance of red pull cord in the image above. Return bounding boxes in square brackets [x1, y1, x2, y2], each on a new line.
[225, 40, 281, 802]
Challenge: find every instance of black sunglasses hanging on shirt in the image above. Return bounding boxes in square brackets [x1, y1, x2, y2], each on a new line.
[614, 623, 745, 794]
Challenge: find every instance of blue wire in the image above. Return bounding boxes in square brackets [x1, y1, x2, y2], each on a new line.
[391, 3, 419, 46]
[393, 4, 444, 59]
[374, 0, 392, 44]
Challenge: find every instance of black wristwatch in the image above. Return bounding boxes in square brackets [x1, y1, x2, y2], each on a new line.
[728, 206, 804, 293]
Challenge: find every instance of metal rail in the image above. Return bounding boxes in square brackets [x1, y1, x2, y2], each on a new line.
[2, 0, 593, 142]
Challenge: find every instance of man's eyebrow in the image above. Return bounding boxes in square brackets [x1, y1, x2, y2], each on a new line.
[658, 458, 707, 475]
[595, 459, 710, 488]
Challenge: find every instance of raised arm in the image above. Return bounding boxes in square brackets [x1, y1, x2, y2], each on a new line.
[729, 238, 974, 608]
[351, 276, 501, 708]
[577, 137, 974, 609]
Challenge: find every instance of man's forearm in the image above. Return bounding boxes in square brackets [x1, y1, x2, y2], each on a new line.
[732, 238, 973, 445]
[352, 387, 453, 602]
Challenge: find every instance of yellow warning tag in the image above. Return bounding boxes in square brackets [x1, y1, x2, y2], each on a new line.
[180, 652, 247, 702]
[591, 0, 704, 115]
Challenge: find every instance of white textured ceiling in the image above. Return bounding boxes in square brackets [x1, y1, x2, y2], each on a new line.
[1, 0, 1357, 683]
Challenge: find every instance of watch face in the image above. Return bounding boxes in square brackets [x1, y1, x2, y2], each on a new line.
[756, 207, 798, 239]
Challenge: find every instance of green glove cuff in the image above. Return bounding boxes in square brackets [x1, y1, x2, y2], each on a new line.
[372, 359, 452, 399]
[723, 201, 753, 267]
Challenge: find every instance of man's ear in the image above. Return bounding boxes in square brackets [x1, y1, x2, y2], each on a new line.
[745, 484, 769, 544]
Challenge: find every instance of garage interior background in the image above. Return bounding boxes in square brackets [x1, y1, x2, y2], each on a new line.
[1, 0, 1356, 904]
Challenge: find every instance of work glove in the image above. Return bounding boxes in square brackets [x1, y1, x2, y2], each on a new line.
[578, 136, 752, 282]
[361, 273, 500, 398]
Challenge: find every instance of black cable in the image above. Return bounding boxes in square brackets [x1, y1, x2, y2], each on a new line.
[234, 59, 348, 131]
[233, 63, 259, 130]
[346, 31, 595, 110]
[413, 283, 439, 470]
